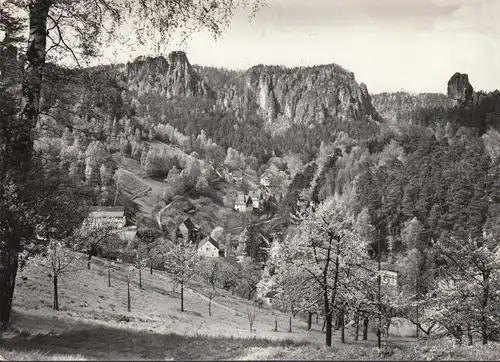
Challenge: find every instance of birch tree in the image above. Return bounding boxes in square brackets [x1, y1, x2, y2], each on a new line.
[0, 0, 265, 330]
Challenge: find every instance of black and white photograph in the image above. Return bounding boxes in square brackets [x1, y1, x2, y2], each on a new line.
[1, 0, 500, 360]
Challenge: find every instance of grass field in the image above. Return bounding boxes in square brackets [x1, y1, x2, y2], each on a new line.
[3, 255, 500, 360]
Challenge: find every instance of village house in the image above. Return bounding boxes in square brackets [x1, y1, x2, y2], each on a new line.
[85, 206, 139, 261]
[87, 206, 127, 229]
[234, 191, 263, 212]
[248, 190, 262, 208]
[232, 170, 243, 185]
[234, 193, 253, 212]
[198, 236, 221, 258]
[176, 218, 202, 244]
[380, 263, 398, 287]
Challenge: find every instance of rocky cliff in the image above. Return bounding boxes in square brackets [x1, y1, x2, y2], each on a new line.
[125, 52, 379, 128]
[126, 51, 215, 100]
[242, 64, 376, 124]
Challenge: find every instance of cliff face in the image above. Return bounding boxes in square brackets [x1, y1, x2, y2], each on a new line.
[209, 64, 377, 125]
[126, 51, 215, 100]
[243, 64, 376, 124]
[126, 52, 378, 127]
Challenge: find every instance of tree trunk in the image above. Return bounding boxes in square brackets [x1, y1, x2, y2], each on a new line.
[325, 311, 333, 347]
[0, 231, 20, 330]
[274, 314, 278, 332]
[416, 305, 419, 338]
[468, 325, 473, 346]
[108, 268, 111, 287]
[307, 311, 312, 330]
[481, 271, 490, 345]
[53, 273, 59, 311]
[316, 313, 319, 324]
[208, 297, 212, 317]
[87, 251, 91, 270]
[288, 316, 292, 333]
[455, 325, 463, 346]
[340, 311, 345, 344]
[150, 260, 153, 275]
[180, 282, 184, 312]
[127, 279, 131, 312]
[355, 314, 360, 341]
[232, 286, 235, 295]
[139, 267, 142, 290]
[362, 317, 369, 340]
[0, 0, 51, 331]
[377, 323, 382, 348]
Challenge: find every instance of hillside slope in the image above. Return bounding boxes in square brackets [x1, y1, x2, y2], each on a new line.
[3, 256, 327, 360]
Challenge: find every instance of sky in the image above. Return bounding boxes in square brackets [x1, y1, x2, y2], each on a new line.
[5, 0, 499, 94]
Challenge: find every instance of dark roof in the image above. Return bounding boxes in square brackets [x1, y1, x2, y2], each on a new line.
[182, 218, 197, 231]
[380, 262, 399, 273]
[208, 237, 219, 250]
[265, 291, 278, 298]
[89, 206, 125, 212]
[199, 236, 219, 250]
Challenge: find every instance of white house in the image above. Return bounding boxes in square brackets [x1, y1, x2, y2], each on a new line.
[232, 170, 243, 184]
[234, 193, 250, 212]
[87, 206, 126, 229]
[248, 190, 262, 209]
[380, 269, 398, 287]
[198, 237, 220, 258]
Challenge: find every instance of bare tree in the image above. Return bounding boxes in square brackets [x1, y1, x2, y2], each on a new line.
[32, 239, 85, 310]
[162, 237, 198, 312]
[197, 258, 222, 316]
[247, 308, 256, 333]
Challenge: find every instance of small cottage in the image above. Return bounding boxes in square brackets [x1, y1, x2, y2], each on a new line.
[176, 218, 201, 243]
[87, 206, 126, 229]
[248, 191, 262, 208]
[234, 193, 249, 212]
[232, 170, 243, 184]
[198, 236, 220, 258]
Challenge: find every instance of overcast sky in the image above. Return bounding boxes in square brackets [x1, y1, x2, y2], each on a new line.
[105, 0, 500, 94]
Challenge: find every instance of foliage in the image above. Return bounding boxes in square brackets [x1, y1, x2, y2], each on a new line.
[273, 197, 373, 346]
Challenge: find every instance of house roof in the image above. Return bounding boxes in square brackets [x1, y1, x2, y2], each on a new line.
[235, 194, 246, 204]
[182, 218, 197, 231]
[248, 190, 261, 199]
[233, 170, 243, 177]
[89, 206, 125, 218]
[198, 236, 219, 250]
[380, 262, 399, 273]
[265, 291, 278, 298]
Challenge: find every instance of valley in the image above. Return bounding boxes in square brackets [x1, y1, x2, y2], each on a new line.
[3, 2, 500, 359]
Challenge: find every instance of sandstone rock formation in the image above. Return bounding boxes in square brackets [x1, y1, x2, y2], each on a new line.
[126, 51, 215, 100]
[447, 72, 474, 106]
[126, 52, 378, 127]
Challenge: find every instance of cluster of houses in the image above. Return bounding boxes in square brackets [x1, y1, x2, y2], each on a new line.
[234, 190, 263, 212]
[88, 206, 399, 307]
[87, 206, 233, 260]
